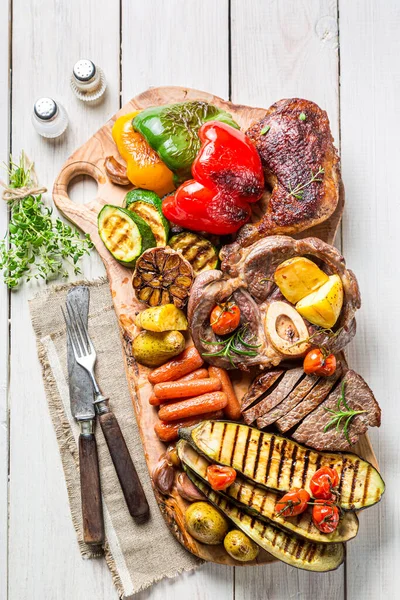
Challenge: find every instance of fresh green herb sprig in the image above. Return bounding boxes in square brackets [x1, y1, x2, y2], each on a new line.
[324, 380, 366, 444]
[260, 125, 271, 135]
[288, 166, 325, 200]
[0, 154, 93, 288]
[201, 324, 261, 367]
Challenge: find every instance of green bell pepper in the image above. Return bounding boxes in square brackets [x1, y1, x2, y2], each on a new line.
[132, 101, 239, 181]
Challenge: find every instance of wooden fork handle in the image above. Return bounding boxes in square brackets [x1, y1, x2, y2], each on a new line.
[98, 411, 150, 520]
[79, 432, 105, 545]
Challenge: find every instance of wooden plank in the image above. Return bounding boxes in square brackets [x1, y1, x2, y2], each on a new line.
[121, 1, 234, 598]
[231, 1, 345, 597]
[0, 0, 10, 596]
[339, 1, 399, 598]
[7, 0, 119, 598]
[121, 0, 229, 100]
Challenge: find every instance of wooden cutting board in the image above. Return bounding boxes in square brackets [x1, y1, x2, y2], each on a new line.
[53, 86, 379, 566]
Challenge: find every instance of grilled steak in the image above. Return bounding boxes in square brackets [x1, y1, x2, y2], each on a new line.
[257, 373, 320, 428]
[243, 368, 304, 424]
[292, 370, 381, 451]
[237, 98, 340, 247]
[241, 369, 284, 411]
[276, 367, 343, 433]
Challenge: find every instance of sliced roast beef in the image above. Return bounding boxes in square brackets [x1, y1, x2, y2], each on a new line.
[292, 370, 381, 451]
[276, 366, 344, 433]
[256, 373, 319, 428]
[242, 367, 304, 424]
[241, 369, 284, 411]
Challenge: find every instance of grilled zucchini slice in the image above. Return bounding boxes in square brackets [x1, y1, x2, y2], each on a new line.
[125, 189, 169, 246]
[177, 440, 358, 544]
[186, 471, 345, 572]
[179, 421, 385, 511]
[168, 232, 218, 274]
[98, 205, 156, 266]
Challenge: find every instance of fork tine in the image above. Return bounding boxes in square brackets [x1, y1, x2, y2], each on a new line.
[74, 300, 92, 351]
[61, 306, 80, 358]
[71, 300, 91, 356]
[66, 301, 85, 357]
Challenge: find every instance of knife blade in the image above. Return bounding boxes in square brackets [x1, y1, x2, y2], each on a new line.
[66, 286, 105, 545]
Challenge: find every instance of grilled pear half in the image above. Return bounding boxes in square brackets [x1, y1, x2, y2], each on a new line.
[187, 470, 345, 572]
[179, 421, 385, 511]
[177, 440, 359, 544]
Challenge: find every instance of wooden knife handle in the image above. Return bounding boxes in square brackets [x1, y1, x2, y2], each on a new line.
[98, 411, 150, 520]
[79, 433, 105, 545]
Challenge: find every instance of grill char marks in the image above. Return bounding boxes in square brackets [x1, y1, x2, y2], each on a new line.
[237, 98, 340, 246]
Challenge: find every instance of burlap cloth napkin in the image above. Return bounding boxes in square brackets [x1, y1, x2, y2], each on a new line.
[29, 278, 202, 598]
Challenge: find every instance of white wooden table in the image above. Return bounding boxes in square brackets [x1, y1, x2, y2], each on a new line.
[1, 1, 399, 598]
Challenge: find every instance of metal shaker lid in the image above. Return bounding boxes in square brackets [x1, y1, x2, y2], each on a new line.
[34, 97, 58, 120]
[73, 59, 96, 82]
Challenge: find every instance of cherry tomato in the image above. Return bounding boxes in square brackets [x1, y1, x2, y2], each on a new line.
[312, 500, 340, 533]
[303, 349, 337, 376]
[210, 302, 241, 336]
[310, 467, 340, 500]
[275, 488, 310, 517]
[206, 465, 237, 491]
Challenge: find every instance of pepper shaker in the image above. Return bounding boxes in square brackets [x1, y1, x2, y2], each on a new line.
[71, 59, 107, 102]
[31, 98, 69, 138]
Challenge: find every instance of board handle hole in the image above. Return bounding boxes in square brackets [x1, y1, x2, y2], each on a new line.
[68, 174, 98, 206]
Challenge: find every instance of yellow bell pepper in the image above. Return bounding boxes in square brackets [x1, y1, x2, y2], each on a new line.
[111, 111, 175, 197]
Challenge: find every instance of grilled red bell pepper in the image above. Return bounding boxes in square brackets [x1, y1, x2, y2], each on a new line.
[162, 121, 264, 235]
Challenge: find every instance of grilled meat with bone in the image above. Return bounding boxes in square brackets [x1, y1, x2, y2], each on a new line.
[237, 98, 340, 247]
[188, 235, 360, 370]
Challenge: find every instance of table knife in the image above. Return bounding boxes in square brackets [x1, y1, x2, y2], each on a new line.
[67, 286, 105, 545]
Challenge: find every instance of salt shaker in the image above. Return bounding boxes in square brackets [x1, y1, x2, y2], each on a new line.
[32, 98, 69, 138]
[70, 59, 106, 102]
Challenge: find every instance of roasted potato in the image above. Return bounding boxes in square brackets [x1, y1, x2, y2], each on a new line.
[296, 274, 343, 328]
[132, 330, 185, 367]
[185, 501, 229, 545]
[274, 257, 329, 304]
[135, 304, 188, 332]
[223, 529, 259, 562]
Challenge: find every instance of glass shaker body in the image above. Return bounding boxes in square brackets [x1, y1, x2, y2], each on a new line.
[31, 98, 69, 138]
[71, 59, 106, 102]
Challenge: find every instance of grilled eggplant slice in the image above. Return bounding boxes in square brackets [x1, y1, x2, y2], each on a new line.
[177, 440, 358, 544]
[169, 232, 218, 274]
[187, 471, 345, 572]
[179, 421, 385, 510]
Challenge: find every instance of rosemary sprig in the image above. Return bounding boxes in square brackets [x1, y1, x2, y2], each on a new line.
[288, 166, 325, 200]
[275, 499, 301, 517]
[323, 380, 366, 444]
[201, 324, 261, 367]
[287, 327, 343, 352]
